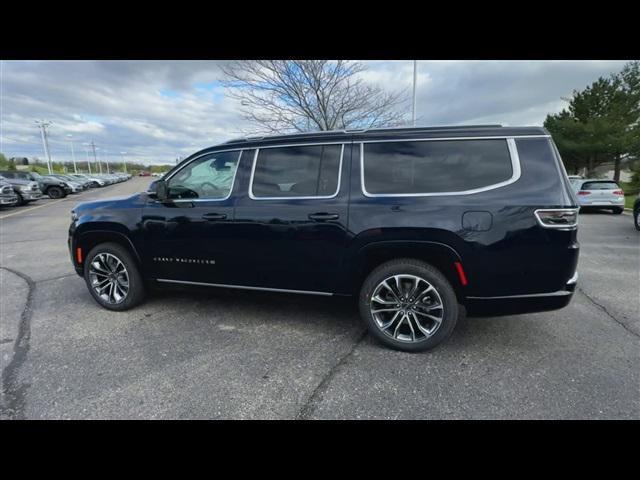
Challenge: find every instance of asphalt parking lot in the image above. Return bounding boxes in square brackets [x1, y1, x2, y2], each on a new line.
[1, 177, 638, 419]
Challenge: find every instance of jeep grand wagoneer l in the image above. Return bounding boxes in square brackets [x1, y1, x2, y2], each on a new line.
[69, 125, 579, 351]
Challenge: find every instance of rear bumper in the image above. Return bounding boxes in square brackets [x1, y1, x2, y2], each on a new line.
[578, 198, 624, 206]
[465, 272, 578, 317]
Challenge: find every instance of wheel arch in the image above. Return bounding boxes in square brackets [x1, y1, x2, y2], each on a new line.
[76, 226, 142, 268]
[343, 240, 467, 302]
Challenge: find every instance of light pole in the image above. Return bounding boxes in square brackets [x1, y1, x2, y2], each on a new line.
[120, 152, 127, 173]
[84, 145, 92, 174]
[67, 134, 78, 173]
[104, 149, 110, 173]
[412, 60, 417, 127]
[35, 120, 54, 174]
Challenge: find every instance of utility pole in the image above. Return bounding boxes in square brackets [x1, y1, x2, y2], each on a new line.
[120, 152, 127, 173]
[412, 60, 417, 127]
[67, 134, 78, 173]
[104, 149, 110, 173]
[90, 141, 101, 174]
[35, 120, 54, 174]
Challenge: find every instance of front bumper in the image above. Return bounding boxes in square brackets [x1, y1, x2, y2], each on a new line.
[20, 191, 42, 200]
[1, 194, 19, 205]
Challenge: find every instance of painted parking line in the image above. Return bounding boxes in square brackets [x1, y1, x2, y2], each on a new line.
[0, 197, 71, 220]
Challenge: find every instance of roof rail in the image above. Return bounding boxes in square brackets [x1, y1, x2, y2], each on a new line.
[223, 124, 504, 144]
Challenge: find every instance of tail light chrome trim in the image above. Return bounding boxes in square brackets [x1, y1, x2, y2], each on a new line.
[534, 208, 579, 229]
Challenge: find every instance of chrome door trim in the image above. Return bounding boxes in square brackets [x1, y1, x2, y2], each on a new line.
[156, 278, 333, 296]
[248, 143, 345, 200]
[467, 290, 573, 300]
[360, 136, 524, 198]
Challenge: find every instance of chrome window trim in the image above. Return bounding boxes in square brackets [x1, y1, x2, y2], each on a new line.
[359, 136, 524, 198]
[248, 143, 345, 201]
[166, 149, 243, 203]
[156, 278, 333, 296]
[533, 208, 579, 229]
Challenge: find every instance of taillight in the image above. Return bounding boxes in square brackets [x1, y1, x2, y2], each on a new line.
[453, 262, 468, 286]
[613, 190, 624, 195]
[577, 191, 590, 195]
[534, 209, 579, 229]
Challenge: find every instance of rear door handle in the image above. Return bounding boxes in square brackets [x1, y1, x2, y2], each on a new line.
[202, 213, 227, 221]
[308, 213, 339, 221]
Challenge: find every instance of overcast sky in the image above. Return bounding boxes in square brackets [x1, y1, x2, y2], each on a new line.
[0, 60, 630, 166]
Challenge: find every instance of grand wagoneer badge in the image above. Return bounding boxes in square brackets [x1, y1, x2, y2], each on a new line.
[153, 257, 216, 265]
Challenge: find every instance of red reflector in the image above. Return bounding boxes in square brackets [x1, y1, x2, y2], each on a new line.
[76, 247, 83, 263]
[454, 262, 468, 286]
[613, 190, 624, 195]
[577, 191, 590, 195]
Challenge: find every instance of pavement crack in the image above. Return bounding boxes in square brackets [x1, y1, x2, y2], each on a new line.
[0, 266, 36, 419]
[296, 328, 367, 420]
[577, 287, 639, 339]
[36, 273, 78, 284]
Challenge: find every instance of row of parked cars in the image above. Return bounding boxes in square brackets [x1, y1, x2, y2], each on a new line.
[0, 170, 132, 207]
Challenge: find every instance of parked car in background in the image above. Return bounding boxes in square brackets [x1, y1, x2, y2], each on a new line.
[0, 174, 42, 205]
[0, 170, 69, 199]
[634, 194, 640, 231]
[69, 173, 106, 187]
[0, 175, 19, 207]
[69, 125, 579, 352]
[139, 171, 151, 177]
[571, 179, 625, 214]
[45, 174, 85, 194]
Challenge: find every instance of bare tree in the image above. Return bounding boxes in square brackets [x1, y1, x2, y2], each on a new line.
[221, 60, 408, 134]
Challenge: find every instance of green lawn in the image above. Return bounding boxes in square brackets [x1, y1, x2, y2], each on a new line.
[625, 195, 636, 209]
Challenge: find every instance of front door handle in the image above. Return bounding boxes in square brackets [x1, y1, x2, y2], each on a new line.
[202, 213, 227, 221]
[308, 212, 339, 221]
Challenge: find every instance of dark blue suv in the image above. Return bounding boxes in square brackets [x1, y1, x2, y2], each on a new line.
[69, 125, 580, 351]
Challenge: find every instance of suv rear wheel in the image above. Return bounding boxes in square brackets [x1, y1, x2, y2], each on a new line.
[84, 242, 145, 311]
[359, 259, 459, 352]
[634, 208, 640, 231]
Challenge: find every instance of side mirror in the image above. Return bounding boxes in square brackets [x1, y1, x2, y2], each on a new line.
[150, 179, 169, 201]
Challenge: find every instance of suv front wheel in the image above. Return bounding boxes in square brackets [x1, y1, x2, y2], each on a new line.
[47, 186, 65, 199]
[359, 259, 459, 352]
[84, 242, 146, 311]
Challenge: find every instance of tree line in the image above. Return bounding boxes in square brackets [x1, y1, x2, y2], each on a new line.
[544, 61, 639, 181]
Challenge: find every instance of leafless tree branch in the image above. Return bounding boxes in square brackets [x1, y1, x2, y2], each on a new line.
[221, 60, 408, 134]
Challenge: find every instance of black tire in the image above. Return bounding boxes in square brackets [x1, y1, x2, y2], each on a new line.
[634, 209, 640, 231]
[84, 242, 146, 311]
[359, 258, 459, 352]
[47, 186, 64, 199]
[15, 192, 26, 206]
[612, 207, 624, 214]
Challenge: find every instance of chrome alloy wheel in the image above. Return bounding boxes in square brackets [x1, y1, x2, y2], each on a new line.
[88, 252, 129, 305]
[369, 274, 444, 343]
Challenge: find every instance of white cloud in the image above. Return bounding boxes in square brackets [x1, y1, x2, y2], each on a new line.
[0, 60, 631, 165]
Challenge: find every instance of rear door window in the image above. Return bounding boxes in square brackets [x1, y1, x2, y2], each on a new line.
[251, 144, 343, 199]
[361, 139, 514, 195]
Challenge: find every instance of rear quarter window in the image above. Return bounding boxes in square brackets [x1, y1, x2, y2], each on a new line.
[361, 139, 514, 195]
